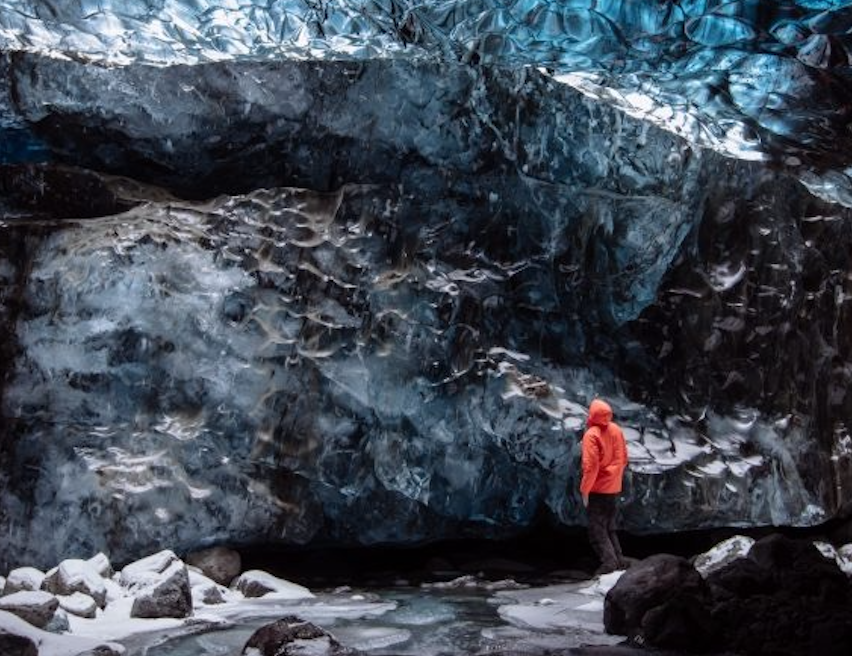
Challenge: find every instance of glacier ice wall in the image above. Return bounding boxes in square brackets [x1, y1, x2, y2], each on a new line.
[0, 1, 851, 570]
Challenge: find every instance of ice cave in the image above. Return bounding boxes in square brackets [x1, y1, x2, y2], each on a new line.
[1, 2, 852, 655]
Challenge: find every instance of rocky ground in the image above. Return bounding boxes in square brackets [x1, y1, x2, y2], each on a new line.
[1, 534, 851, 656]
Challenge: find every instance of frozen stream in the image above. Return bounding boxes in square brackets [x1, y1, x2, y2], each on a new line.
[121, 575, 626, 656]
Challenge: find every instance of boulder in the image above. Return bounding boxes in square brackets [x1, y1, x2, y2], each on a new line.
[120, 550, 183, 590]
[185, 546, 241, 586]
[604, 553, 718, 650]
[42, 558, 107, 608]
[610, 534, 852, 656]
[706, 533, 852, 656]
[77, 645, 126, 656]
[129, 560, 192, 619]
[57, 591, 99, 619]
[87, 553, 114, 579]
[43, 607, 70, 634]
[0, 608, 122, 655]
[0, 629, 38, 656]
[233, 570, 313, 600]
[189, 569, 228, 606]
[3, 569, 45, 596]
[241, 615, 360, 656]
[0, 591, 60, 629]
[76, 647, 125, 656]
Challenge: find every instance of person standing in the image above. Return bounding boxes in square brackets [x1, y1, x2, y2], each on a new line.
[580, 398, 629, 574]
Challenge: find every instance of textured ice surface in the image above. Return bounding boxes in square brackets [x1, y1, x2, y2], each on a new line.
[1, 2, 852, 569]
[1, 1, 852, 204]
[1, 151, 850, 569]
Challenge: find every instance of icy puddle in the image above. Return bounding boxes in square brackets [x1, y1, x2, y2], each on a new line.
[129, 576, 625, 655]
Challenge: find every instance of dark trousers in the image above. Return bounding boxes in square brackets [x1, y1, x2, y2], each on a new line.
[587, 492, 624, 571]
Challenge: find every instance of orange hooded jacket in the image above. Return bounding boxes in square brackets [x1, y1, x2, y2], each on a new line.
[580, 399, 628, 495]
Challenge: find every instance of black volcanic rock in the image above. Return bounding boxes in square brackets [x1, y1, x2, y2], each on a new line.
[606, 534, 852, 656]
[706, 534, 852, 656]
[604, 554, 718, 651]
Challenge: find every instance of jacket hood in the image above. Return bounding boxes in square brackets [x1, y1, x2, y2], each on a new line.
[587, 399, 613, 428]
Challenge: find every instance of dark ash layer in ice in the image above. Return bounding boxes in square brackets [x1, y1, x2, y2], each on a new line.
[1, 56, 851, 571]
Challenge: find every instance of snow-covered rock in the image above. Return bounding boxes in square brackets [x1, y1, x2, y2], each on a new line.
[43, 559, 107, 608]
[0, 609, 124, 656]
[188, 568, 230, 606]
[87, 553, 114, 579]
[0, 590, 60, 629]
[129, 562, 192, 620]
[120, 550, 181, 590]
[118, 549, 193, 619]
[693, 535, 755, 577]
[44, 607, 70, 634]
[3, 568, 46, 596]
[241, 616, 357, 656]
[57, 592, 98, 619]
[185, 546, 241, 586]
[232, 570, 314, 600]
[0, 622, 36, 655]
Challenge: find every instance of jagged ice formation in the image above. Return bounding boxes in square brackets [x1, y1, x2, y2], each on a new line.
[0, 1, 851, 570]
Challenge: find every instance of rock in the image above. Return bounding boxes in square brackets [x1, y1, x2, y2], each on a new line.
[87, 553, 114, 579]
[201, 586, 225, 605]
[120, 550, 183, 590]
[129, 560, 192, 619]
[42, 558, 107, 608]
[0, 609, 123, 655]
[233, 570, 313, 600]
[603, 553, 718, 650]
[706, 533, 852, 656]
[3, 569, 46, 596]
[185, 546, 241, 586]
[0, 591, 60, 629]
[121, 549, 193, 618]
[76, 647, 125, 656]
[43, 607, 70, 633]
[241, 615, 359, 656]
[0, 629, 38, 656]
[188, 569, 229, 606]
[57, 591, 99, 619]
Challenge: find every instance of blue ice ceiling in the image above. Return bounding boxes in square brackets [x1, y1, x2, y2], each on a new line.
[2, 1, 852, 203]
[1, 1, 852, 569]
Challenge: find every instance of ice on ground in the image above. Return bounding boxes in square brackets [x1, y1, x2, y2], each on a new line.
[331, 625, 412, 651]
[492, 573, 625, 636]
[382, 596, 456, 626]
[578, 570, 624, 596]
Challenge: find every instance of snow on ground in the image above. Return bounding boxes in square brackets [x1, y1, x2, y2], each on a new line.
[0, 609, 125, 656]
[63, 588, 398, 645]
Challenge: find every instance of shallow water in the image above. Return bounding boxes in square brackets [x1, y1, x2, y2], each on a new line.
[131, 583, 618, 656]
